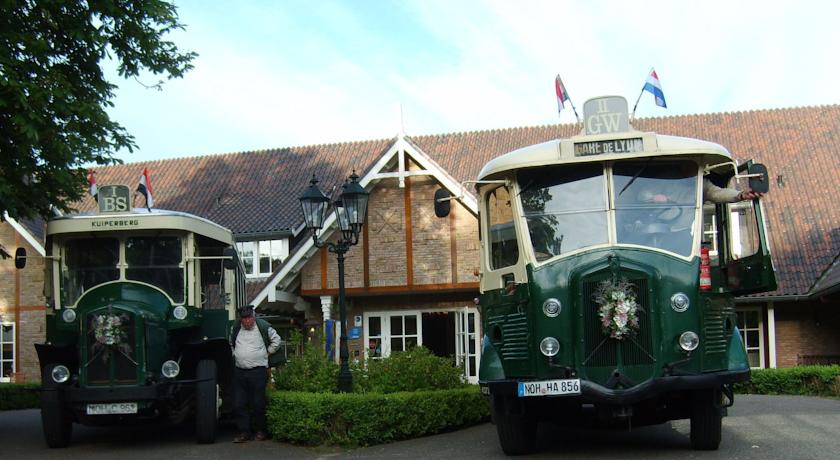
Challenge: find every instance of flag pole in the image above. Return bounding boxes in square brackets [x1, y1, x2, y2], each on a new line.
[569, 98, 580, 123]
[631, 67, 653, 119]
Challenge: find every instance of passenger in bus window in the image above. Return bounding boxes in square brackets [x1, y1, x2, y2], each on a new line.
[703, 178, 764, 203]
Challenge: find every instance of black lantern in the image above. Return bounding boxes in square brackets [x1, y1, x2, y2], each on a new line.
[299, 175, 330, 241]
[298, 170, 369, 393]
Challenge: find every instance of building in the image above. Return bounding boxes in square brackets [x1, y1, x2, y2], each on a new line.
[2, 105, 839, 383]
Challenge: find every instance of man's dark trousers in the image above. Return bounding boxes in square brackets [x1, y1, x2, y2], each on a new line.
[234, 366, 268, 434]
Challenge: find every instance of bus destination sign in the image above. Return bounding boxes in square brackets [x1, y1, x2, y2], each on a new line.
[574, 138, 643, 156]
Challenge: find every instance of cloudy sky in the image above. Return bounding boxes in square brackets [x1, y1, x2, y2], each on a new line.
[107, 0, 840, 163]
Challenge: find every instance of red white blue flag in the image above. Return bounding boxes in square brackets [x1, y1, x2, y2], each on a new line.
[87, 170, 98, 202]
[555, 74, 570, 114]
[643, 69, 667, 108]
[136, 167, 153, 210]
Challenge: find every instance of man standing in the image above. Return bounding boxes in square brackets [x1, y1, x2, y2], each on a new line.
[230, 305, 281, 443]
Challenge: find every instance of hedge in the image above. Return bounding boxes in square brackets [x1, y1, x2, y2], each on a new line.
[0, 383, 40, 411]
[267, 386, 489, 446]
[734, 365, 840, 397]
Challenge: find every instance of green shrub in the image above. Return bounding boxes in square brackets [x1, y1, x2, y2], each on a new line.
[275, 344, 467, 394]
[358, 347, 468, 393]
[0, 383, 40, 411]
[266, 386, 489, 446]
[735, 365, 840, 397]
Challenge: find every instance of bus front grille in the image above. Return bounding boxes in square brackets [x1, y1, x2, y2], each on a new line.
[487, 311, 529, 361]
[582, 277, 654, 367]
[85, 309, 139, 385]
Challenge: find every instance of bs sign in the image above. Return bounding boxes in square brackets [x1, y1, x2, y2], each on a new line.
[98, 185, 132, 213]
[583, 96, 630, 135]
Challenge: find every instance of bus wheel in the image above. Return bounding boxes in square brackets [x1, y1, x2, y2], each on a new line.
[195, 359, 218, 444]
[41, 364, 72, 448]
[492, 396, 536, 455]
[690, 389, 722, 450]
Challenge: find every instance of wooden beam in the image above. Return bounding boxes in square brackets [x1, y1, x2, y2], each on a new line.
[320, 246, 328, 290]
[404, 176, 413, 286]
[363, 211, 370, 288]
[450, 201, 458, 284]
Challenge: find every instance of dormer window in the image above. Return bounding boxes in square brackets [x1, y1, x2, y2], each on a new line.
[236, 239, 289, 277]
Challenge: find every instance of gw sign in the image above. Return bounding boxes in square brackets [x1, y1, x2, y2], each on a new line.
[98, 185, 132, 213]
[583, 96, 630, 135]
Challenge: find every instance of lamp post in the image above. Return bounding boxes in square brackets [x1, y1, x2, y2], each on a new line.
[299, 171, 369, 392]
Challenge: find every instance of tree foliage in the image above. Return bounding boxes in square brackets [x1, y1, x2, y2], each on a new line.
[0, 0, 196, 223]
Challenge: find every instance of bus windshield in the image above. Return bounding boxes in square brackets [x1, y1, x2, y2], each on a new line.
[516, 159, 699, 261]
[126, 236, 184, 302]
[63, 238, 120, 306]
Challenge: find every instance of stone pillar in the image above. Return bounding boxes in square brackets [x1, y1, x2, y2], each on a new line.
[320, 295, 333, 321]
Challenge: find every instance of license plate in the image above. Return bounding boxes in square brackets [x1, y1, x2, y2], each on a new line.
[517, 379, 581, 397]
[86, 402, 138, 415]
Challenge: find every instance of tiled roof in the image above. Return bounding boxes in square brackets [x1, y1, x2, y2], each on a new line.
[87, 105, 840, 298]
[20, 217, 45, 243]
[79, 140, 395, 234]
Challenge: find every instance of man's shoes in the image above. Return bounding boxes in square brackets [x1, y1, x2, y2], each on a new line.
[254, 431, 268, 441]
[233, 433, 251, 443]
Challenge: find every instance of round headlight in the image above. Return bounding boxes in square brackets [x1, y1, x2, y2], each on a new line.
[671, 293, 690, 312]
[61, 308, 77, 323]
[542, 298, 562, 317]
[161, 360, 180, 378]
[172, 306, 188, 320]
[679, 331, 700, 351]
[539, 337, 560, 357]
[51, 365, 70, 383]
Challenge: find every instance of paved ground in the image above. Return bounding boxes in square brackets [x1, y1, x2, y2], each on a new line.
[2, 395, 839, 459]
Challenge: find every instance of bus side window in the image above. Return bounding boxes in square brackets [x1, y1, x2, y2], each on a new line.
[702, 204, 720, 266]
[726, 201, 761, 260]
[487, 186, 519, 269]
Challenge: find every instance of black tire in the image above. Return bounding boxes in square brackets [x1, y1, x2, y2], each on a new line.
[195, 359, 218, 444]
[690, 389, 722, 450]
[491, 397, 536, 455]
[41, 364, 72, 448]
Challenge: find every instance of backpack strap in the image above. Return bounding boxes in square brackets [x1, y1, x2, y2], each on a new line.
[255, 318, 272, 351]
[230, 322, 241, 348]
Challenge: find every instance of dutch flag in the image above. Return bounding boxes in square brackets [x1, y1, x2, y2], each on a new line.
[555, 74, 570, 115]
[136, 167, 153, 210]
[87, 170, 98, 202]
[643, 69, 667, 108]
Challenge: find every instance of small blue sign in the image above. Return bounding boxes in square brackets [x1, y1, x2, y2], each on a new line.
[348, 327, 361, 339]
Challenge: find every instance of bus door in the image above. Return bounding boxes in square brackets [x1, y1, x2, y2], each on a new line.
[717, 161, 777, 295]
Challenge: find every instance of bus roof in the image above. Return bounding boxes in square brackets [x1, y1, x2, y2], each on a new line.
[46, 208, 236, 245]
[477, 131, 734, 181]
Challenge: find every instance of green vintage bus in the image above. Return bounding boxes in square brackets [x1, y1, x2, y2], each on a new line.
[16, 184, 245, 447]
[447, 96, 775, 454]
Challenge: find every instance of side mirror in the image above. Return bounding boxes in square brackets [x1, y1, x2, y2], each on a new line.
[222, 247, 237, 270]
[14, 247, 26, 269]
[748, 163, 769, 194]
[434, 188, 452, 218]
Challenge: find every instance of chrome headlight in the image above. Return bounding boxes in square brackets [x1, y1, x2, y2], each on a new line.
[679, 331, 700, 351]
[671, 293, 690, 312]
[161, 360, 180, 378]
[51, 365, 70, 383]
[539, 337, 560, 357]
[61, 308, 77, 323]
[542, 298, 562, 317]
[172, 306, 188, 320]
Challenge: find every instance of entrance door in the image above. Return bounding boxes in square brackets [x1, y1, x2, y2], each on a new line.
[455, 307, 480, 384]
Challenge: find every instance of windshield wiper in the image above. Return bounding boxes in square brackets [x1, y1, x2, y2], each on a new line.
[617, 157, 654, 197]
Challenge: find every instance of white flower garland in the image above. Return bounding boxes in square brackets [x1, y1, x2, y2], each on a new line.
[594, 279, 641, 341]
[91, 311, 132, 363]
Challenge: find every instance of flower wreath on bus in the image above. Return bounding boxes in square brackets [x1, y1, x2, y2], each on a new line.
[90, 307, 133, 363]
[594, 279, 641, 340]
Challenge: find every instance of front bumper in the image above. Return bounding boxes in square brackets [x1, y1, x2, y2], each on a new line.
[480, 368, 750, 405]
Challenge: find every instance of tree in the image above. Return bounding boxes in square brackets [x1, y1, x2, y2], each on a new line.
[0, 0, 196, 233]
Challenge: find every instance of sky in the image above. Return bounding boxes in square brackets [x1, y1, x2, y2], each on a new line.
[107, 0, 840, 164]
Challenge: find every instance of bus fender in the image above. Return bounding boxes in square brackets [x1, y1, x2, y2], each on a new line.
[478, 335, 506, 381]
[727, 327, 751, 372]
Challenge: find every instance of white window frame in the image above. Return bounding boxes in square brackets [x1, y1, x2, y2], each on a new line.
[236, 239, 289, 278]
[363, 310, 423, 359]
[455, 307, 481, 384]
[736, 307, 765, 369]
[1, 321, 15, 383]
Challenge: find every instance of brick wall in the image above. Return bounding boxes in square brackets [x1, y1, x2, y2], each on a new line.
[0, 222, 47, 383]
[773, 301, 840, 367]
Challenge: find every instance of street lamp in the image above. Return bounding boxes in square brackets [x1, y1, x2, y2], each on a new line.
[299, 171, 369, 392]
